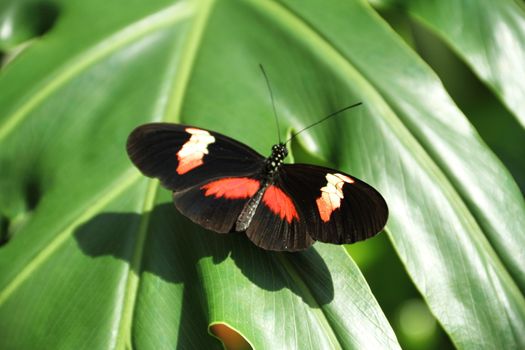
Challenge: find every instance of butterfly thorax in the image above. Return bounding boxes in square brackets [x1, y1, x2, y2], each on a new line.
[264, 143, 288, 178]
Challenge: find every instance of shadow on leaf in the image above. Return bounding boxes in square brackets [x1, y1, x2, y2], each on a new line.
[74, 203, 334, 345]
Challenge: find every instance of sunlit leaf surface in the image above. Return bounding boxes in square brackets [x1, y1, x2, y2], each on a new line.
[1, 0, 524, 348]
[375, 0, 525, 129]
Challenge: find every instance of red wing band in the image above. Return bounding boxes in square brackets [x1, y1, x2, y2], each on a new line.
[201, 177, 260, 199]
[262, 185, 299, 223]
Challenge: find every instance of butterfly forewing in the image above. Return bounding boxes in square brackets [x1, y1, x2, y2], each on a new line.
[279, 164, 388, 244]
[127, 123, 267, 233]
[127, 123, 264, 192]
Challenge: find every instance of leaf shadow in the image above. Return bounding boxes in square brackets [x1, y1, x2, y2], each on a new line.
[74, 202, 334, 346]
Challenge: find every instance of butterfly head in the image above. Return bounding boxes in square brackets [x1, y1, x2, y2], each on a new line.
[271, 143, 288, 159]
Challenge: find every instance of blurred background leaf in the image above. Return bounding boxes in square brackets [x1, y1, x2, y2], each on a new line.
[1, 0, 524, 349]
[369, 0, 525, 129]
[360, 2, 525, 348]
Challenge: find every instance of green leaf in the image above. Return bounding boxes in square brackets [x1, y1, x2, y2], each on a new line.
[0, 0, 524, 349]
[375, 0, 525, 129]
[283, 0, 525, 347]
[364, 0, 525, 292]
[0, 0, 399, 349]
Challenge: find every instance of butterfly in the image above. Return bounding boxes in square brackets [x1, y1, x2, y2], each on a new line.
[126, 120, 388, 251]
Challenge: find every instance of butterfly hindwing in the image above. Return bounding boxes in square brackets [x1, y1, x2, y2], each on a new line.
[173, 177, 262, 233]
[245, 184, 315, 251]
[279, 164, 388, 244]
[127, 123, 264, 192]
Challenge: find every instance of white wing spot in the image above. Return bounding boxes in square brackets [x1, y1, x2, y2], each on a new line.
[176, 128, 216, 174]
[316, 173, 354, 222]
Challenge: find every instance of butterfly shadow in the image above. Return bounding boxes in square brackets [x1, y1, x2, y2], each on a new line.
[74, 203, 335, 344]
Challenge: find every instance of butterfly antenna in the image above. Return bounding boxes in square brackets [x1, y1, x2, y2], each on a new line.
[285, 102, 363, 144]
[259, 64, 282, 144]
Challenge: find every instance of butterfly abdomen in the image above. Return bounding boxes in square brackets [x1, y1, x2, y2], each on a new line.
[236, 182, 270, 231]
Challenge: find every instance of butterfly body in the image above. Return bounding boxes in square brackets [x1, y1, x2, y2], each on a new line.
[236, 143, 287, 231]
[127, 123, 388, 251]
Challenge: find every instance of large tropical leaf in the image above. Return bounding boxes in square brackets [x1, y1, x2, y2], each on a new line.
[0, 0, 399, 349]
[371, 0, 525, 129]
[1, 0, 524, 349]
[363, 0, 525, 291]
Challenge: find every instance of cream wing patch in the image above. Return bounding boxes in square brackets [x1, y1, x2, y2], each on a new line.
[316, 173, 354, 222]
[176, 128, 216, 174]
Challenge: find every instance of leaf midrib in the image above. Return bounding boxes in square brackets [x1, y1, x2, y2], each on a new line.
[114, 0, 216, 348]
[0, 0, 197, 310]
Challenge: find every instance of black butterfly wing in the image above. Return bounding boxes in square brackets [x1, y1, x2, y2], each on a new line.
[245, 183, 315, 251]
[173, 176, 263, 233]
[127, 123, 266, 233]
[127, 123, 265, 192]
[127, 123, 388, 247]
[279, 164, 388, 244]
